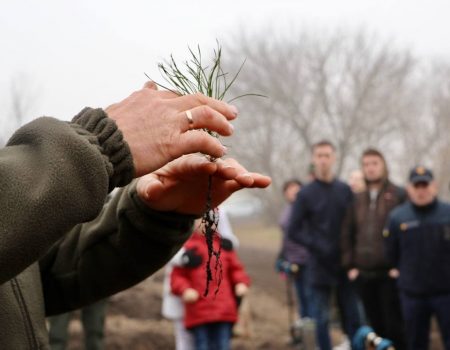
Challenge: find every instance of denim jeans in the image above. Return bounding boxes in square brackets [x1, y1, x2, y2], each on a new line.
[293, 263, 314, 318]
[191, 322, 233, 350]
[311, 277, 362, 350]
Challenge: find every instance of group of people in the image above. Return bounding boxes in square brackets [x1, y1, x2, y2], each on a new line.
[0, 81, 270, 349]
[278, 141, 450, 350]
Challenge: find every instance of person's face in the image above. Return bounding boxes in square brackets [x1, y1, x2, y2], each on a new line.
[312, 145, 336, 177]
[362, 155, 385, 182]
[407, 181, 437, 206]
[284, 183, 301, 203]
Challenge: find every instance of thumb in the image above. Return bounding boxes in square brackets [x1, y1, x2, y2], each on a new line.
[136, 176, 165, 201]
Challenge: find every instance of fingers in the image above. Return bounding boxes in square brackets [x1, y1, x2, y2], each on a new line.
[217, 158, 272, 188]
[171, 154, 218, 177]
[180, 106, 234, 135]
[175, 131, 227, 160]
[169, 93, 238, 121]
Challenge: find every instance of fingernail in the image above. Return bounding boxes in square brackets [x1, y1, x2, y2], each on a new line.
[242, 173, 252, 178]
[229, 123, 234, 133]
[222, 146, 228, 154]
[230, 105, 239, 116]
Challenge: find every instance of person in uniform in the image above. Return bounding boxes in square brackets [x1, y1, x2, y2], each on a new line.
[384, 166, 450, 350]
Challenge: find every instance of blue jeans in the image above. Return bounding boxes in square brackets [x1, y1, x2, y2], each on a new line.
[191, 322, 233, 350]
[293, 263, 314, 318]
[401, 292, 450, 350]
[312, 277, 362, 350]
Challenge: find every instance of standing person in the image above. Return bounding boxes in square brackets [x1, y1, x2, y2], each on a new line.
[162, 208, 239, 350]
[171, 226, 250, 350]
[384, 166, 450, 350]
[48, 299, 108, 350]
[341, 148, 406, 349]
[278, 179, 313, 319]
[288, 140, 362, 350]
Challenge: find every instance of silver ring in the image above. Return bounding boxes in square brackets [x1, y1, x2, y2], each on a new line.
[185, 110, 194, 129]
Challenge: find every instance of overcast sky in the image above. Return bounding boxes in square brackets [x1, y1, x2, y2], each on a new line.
[1, 0, 450, 125]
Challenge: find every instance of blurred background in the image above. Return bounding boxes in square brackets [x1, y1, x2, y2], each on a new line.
[1, 1, 449, 348]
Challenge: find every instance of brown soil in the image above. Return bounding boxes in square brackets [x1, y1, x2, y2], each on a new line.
[64, 224, 444, 350]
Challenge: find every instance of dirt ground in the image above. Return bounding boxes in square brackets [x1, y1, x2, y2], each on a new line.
[65, 224, 444, 350]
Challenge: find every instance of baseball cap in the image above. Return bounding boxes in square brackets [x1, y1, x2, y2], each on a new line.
[409, 166, 433, 184]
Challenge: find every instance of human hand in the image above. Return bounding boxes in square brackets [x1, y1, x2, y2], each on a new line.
[388, 268, 400, 279]
[347, 268, 360, 281]
[136, 154, 271, 215]
[106, 82, 237, 177]
[235, 283, 249, 297]
[182, 288, 200, 304]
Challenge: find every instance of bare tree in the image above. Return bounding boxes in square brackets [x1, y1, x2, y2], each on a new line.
[1, 74, 38, 146]
[223, 28, 417, 219]
[431, 65, 450, 198]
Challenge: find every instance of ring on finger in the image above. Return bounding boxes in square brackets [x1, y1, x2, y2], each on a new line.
[185, 110, 194, 129]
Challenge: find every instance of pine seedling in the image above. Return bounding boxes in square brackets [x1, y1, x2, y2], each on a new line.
[147, 43, 263, 296]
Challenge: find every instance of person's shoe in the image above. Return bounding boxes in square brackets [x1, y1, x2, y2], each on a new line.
[332, 336, 351, 350]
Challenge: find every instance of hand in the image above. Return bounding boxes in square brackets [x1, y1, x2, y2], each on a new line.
[106, 82, 238, 177]
[235, 283, 249, 297]
[389, 268, 400, 279]
[136, 154, 271, 215]
[182, 288, 200, 304]
[347, 268, 359, 281]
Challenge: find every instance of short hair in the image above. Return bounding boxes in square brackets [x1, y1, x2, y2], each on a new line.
[361, 147, 389, 177]
[361, 148, 385, 160]
[282, 179, 303, 193]
[311, 140, 336, 153]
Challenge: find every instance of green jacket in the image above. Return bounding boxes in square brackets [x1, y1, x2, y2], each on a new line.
[0, 108, 194, 349]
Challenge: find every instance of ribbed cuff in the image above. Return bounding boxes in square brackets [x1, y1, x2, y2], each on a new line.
[71, 107, 135, 190]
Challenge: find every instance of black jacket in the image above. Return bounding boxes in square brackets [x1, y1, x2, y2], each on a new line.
[288, 179, 353, 287]
[384, 199, 450, 296]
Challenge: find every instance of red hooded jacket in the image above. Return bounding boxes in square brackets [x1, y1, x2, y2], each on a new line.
[170, 232, 250, 329]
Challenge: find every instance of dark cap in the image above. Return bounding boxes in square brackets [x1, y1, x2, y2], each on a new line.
[409, 166, 433, 184]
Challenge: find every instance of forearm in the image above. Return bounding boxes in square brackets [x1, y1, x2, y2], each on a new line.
[0, 109, 134, 284]
[41, 183, 195, 315]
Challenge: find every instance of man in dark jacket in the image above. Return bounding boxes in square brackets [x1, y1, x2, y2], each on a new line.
[288, 140, 362, 350]
[0, 82, 271, 349]
[384, 166, 450, 350]
[341, 148, 406, 349]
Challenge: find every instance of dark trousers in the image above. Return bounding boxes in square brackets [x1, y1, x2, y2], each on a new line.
[293, 263, 314, 318]
[191, 322, 233, 350]
[400, 292, 450, 350]
[312, 276, 362, 350]
[49, 299, 108, 350]
[356, 274, 406, 350]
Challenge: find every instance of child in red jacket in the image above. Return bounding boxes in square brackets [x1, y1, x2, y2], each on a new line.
[171, 230, 250, 350]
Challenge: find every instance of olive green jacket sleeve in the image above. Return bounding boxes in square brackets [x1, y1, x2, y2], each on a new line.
[0, 108, 134, 285]
[40, 183, 195, 316]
